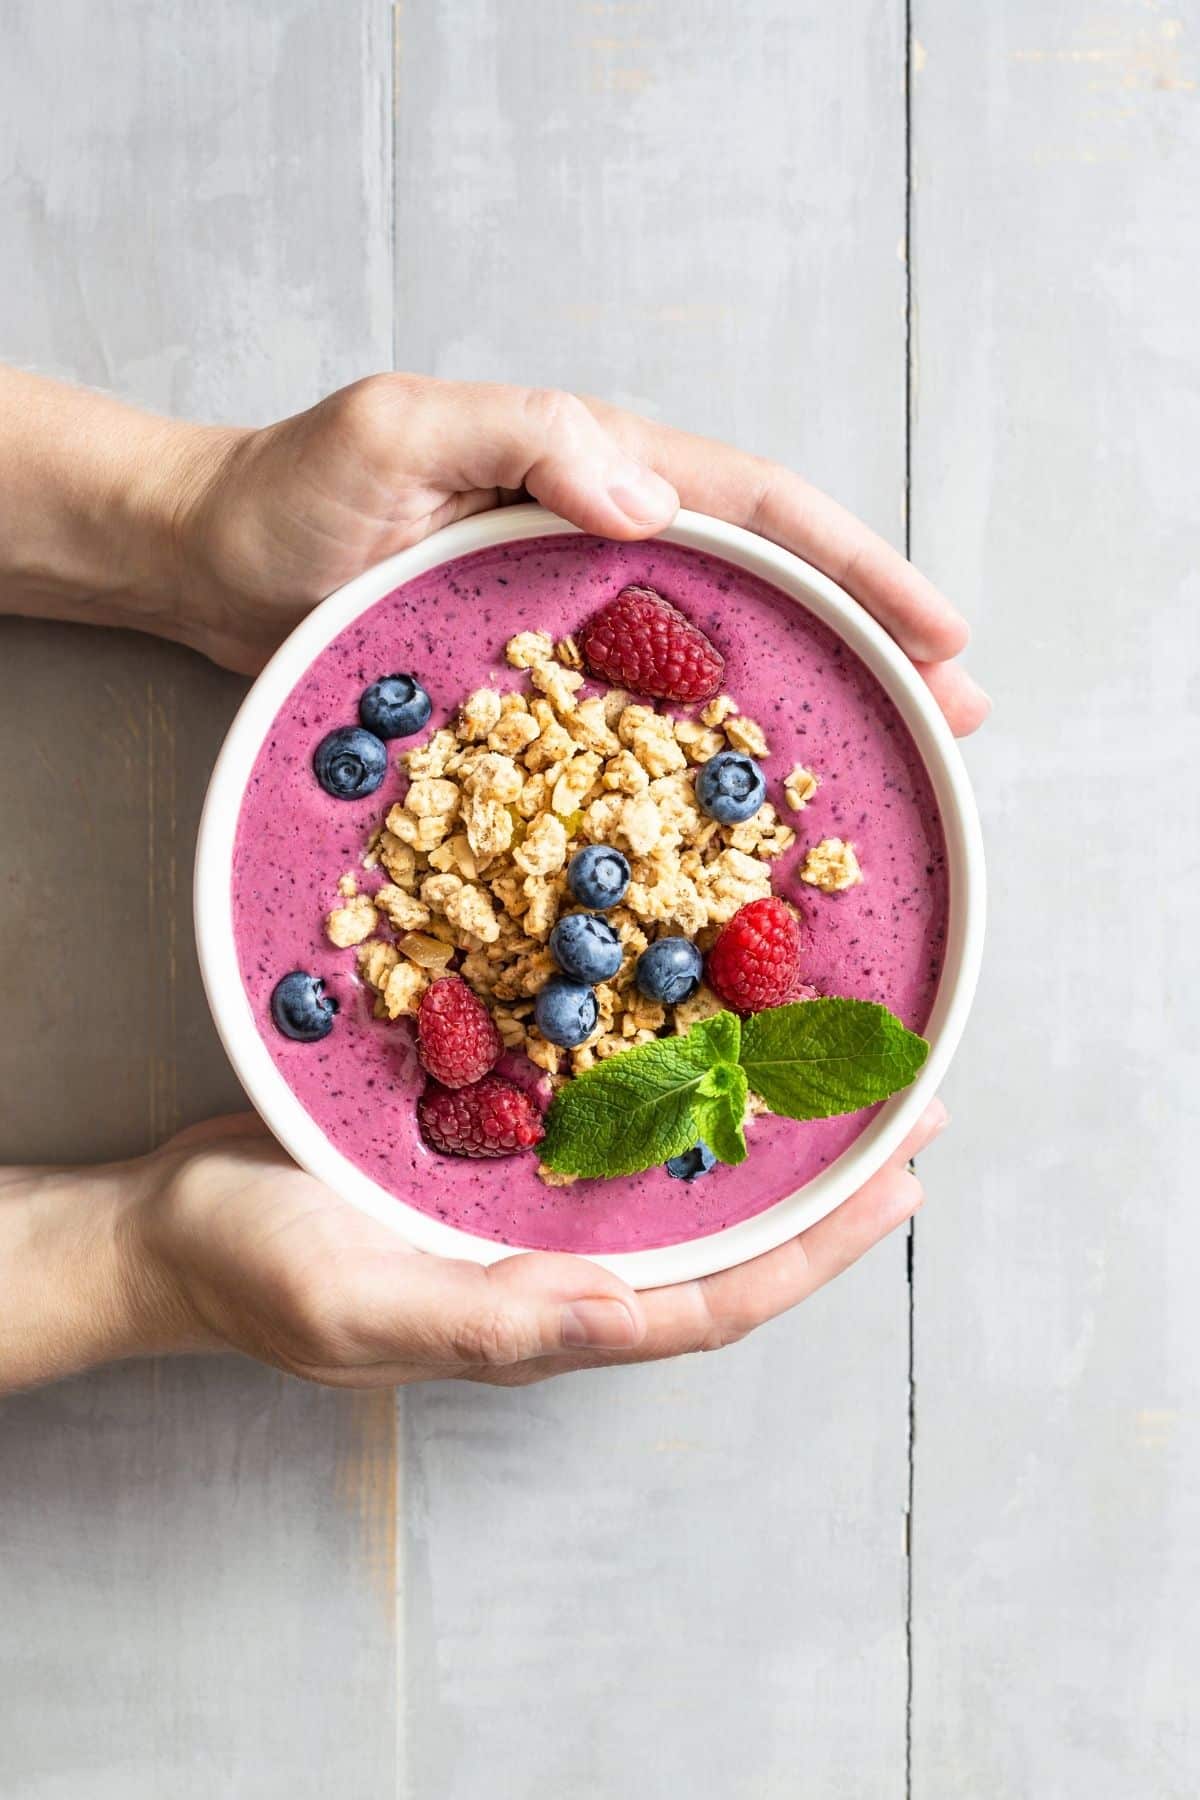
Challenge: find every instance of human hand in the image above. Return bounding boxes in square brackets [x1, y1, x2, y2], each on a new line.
[0, 370, 965, 1395]
[124, 1102, 947, 1390]
[176, 374, 988, 732]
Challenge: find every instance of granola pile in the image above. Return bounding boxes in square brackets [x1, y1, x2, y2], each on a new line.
[321, 627, 857, 1085]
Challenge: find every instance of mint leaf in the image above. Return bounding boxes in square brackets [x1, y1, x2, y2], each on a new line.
[693, 1063, 749, 1166]
[692, 1009, 741, 1069]
[540, 1012, 740, 1178]
[739, 998, 929, 1121]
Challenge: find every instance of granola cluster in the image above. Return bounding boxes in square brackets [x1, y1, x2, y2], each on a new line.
[323, 630, 812, 1080]
[800, 836, 863, 893]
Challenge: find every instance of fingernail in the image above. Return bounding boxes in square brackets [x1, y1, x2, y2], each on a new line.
[607, 461, 677, 525]
[562, 1299, 640, 1350]
[924, 1098, 951, 1138]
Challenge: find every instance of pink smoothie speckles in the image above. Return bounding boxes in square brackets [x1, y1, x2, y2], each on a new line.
[231, 534, 948, 1254]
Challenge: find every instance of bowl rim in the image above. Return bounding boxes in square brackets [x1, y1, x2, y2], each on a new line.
[194, 504, 985, 1290]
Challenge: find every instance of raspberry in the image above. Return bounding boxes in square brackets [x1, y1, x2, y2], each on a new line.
[417, 1074, 546, 1159]
[705, 896, 806, 1013]
[417, 976, 503, 1088]
[579, 585, 724, 704]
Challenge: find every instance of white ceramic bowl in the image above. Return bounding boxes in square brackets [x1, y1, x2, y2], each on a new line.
[195, 505, 984, 1289]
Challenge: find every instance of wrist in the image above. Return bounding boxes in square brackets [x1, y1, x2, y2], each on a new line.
[117, 414, 247, 637]
[0, 1155, 212, 1395]
[0, 367, 247, 654]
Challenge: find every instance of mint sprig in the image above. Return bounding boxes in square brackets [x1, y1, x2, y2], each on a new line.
[540, 998, 928, 1180]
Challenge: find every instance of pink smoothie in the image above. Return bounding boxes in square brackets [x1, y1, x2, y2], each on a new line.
[231, 534, 948, 1253]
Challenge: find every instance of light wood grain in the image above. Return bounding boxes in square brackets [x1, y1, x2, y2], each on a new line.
[909, 2, 1200, 1793]
[0, 4, 397, 1795]
[395, 6, 914, 1796]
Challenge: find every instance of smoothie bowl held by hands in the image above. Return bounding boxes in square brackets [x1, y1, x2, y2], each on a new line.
[195, 505, 984, 1289]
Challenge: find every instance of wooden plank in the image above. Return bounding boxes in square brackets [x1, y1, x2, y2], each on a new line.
[394, 5, 914, 1796]
[1, 1372, 398, 1796]
[909, 3, 1200, 1793]
[0, 4, 397, 1795]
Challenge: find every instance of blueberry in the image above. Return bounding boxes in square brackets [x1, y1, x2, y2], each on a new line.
[695, 750, 767, 824]
[567, 843, 631, 910]
[359, 673, 432, 741]
[534, 976, 599, 1048]
[665, 1141, 718, 1182]
[636, 937, 704, 1005]
[270, 971, 338, 1042]
[313, 726, 388, 799]
[549, 912, 623, 984]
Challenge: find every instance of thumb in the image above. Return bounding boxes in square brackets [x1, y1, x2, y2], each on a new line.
[369, 374, 680, 538]
[353, 1247, 648, 1373]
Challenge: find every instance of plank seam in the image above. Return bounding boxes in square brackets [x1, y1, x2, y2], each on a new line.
[904, 0, 916, 1794]
[391, 1, 401, 378]
[387, 10, 406, 1800]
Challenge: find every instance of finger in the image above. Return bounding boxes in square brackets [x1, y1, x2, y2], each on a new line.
[515, 1097, 950, 1381]
[912, 658, 992, 737]
[364, 375, 679, 538]
[343, 1246, 648, 1377]
[732, 1100, 944, 1304]
[584, 399, 970, 665]
[478, 1160, 922, 1390]
[642, 1098, 945, 1351]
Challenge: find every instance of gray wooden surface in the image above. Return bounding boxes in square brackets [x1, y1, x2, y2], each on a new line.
[909, 3, 1200, 1794]
[0, 2, 1195, 1797]
[0, 4, 399, 1797]
[395, 7, 912, 1798]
